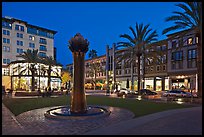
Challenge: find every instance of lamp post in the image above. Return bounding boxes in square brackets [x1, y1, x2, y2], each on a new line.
[68, 33, 89, 114]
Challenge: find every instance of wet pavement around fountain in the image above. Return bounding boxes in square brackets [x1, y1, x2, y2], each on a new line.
[2, 103, 134, 135]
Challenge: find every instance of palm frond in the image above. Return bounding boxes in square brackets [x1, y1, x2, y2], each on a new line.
[119, 34, 135, 44]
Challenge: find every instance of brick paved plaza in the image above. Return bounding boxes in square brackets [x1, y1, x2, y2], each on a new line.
[2, 104, 134, 135]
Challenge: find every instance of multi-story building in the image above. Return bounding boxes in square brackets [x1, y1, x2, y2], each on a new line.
[2, 16, 61, 91]
[167, 29, 198, 93]
[144, 40, 168, 92]
[66, 29, 198, 94]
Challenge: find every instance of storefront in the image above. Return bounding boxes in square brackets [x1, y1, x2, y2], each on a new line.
[9, 62, 62, 91]
[169, 75, 197, 93]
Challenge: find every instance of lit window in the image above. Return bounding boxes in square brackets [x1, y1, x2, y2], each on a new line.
[187, 38, 193, 45]
[3, 46, 10, 52]
[29, 35, 35, 41]
[15, 24, 24, 32]
[196, 37, 199, 44]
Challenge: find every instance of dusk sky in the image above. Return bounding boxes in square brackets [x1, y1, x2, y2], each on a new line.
[2, 2, 183, 67]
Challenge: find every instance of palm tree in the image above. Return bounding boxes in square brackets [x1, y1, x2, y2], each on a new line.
[87, 49, 101, 90]
[162, 2, 202, 97]
[87, 61, 103, 90]
[41, 56, 62, 89]
[88, 49, 97, 59]
[16, 49, 40, 91]
[116, 23, 158, 93]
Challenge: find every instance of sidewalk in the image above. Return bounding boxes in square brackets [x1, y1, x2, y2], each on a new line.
[84, 106, 202, 135]
[2, 103, 28, 135]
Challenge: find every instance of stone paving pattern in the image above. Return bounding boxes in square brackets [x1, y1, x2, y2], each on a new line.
[2, 104, 134, 135]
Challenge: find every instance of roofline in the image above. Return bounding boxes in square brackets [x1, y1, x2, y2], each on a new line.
[166, 28, 193, 37]
[2, 16, 57, 34]
[66, 54, 106, 66]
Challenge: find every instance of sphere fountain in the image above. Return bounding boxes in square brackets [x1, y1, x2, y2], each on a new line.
[44, 33, 110, 119]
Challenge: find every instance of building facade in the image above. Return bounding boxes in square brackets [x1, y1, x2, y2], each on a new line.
[2, 16, 60, 91]
[166, 29, 198, 94]
[66, 29, 198, 93]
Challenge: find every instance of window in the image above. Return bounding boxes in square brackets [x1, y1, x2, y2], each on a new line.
[29, 43, 35, 48]
[17, 48, 24, 54]
[2, 21, 12, 29]
[29, 35, 35, 41]
[161, 45, 167, 51]
[3, 46, 10, 52]
[156, 46, 161, 51]
[39, 30, 47, 37]
[3, 58, 10, 64]
[156, 65, 160, 71]
[3, 38, 10, 44]
[39, 52, 47, 58]
[39, 45, 47, 51]
[3, 68, 10, 76]
[188, 49, 197, 60]
[187, 37, 193, 45]
[27, 27, 37, 35]
[196, 37, 199, 44]
[47, 32, 54, 39]
[172, 62, 176, 69]
[150, 66, 153, 71]
[15, 24, 24, 32]
[188, 60, 197, 68]
[162, 55, 167, 63]
[17, 33, 23, 38]
[3, 29, 10, 35]
[17, 40, 23, 46]
[172, 51, 183, 61]
[172, 41, 177, 49]
[163, 65, 166, 71]
[39, 38, 47, 44]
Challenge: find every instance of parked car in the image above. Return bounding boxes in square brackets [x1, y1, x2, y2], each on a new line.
[162, 89, 195, 98]
[137, 89, 157, 95]
[117, 88, 136, 96]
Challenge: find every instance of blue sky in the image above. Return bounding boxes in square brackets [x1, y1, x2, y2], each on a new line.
[2, 2, 183, 67]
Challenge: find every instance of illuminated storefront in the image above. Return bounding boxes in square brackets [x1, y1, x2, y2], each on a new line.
[9, 62, 62, 91]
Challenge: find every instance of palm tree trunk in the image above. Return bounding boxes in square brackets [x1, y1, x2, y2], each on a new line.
[17, 65, 20, 90]
[131, 61, 134, 91]
[94, 70, 96, 90]
[47, 66, 51, 88]
[31, 74, 35, 91]
[137, 55, 141, 94]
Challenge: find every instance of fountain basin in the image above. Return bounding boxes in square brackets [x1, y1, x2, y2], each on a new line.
[44, 106, 111, 120]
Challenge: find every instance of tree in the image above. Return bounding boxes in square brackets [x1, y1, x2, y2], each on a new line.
[87, 61, 103, 90]
[41, 56, 62, 89]
[61, 71, 72, 88]
[162, 2, 202, 97]
[16, 49, 40, 91]
[116, 23, 158, 93]
[88, 49, 97, 59]
[87, 49, 102, 90]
